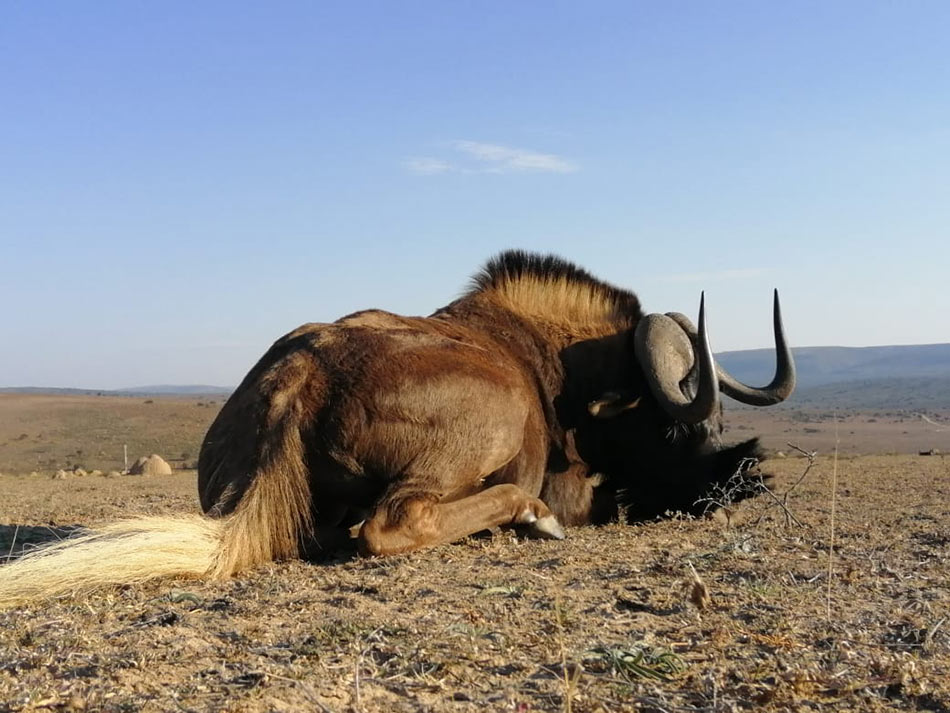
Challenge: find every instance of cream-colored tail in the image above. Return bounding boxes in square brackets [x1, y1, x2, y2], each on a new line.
[0, 515, 221, 607]
[0, 421, 314, 608]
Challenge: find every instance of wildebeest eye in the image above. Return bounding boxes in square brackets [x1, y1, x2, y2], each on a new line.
[588, 391, 641, 419]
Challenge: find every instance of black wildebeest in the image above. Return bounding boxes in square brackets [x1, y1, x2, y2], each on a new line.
[0, 251, 793, 605]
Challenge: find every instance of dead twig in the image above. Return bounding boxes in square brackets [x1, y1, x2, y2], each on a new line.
[758, 484, 806, 528]
[5, 524, 18, 561]
[750, 442, 817, 528]
[693, 457, 767, 523]
[923, 617, 947, 653]
[786, 442, 817, 459]
[553, 589, 574, 713]
[783, 442, 817, 496]
[353, 626, 384, 712]
[827, 416, 840, 621]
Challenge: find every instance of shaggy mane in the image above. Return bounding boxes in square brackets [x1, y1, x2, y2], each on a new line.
[469, 250, 641, 327]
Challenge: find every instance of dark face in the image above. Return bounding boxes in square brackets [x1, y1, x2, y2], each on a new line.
[571, 393, 760, 521]
[555, 312, 782, 522]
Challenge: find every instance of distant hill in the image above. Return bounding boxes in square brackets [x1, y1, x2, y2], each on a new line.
[717, 343, 950, 411]
[783, 377, 950, 410]
[717, 343, 950, 389]
[0, 385, 232, 397]
[114, 385, 232, 396]
[0, 387, 104, 396]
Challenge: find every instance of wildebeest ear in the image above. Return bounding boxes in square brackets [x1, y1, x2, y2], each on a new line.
[588, 392, 641, 419]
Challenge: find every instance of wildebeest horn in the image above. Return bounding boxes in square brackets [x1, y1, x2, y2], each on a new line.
[666, 289, 795, 406]
[634, 293, 720, 424]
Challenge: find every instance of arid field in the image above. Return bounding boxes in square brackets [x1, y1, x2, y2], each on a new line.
[1, 394, 948, 712]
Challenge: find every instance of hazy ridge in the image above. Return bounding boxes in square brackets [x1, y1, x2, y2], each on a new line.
[0, 385, 231, 397]
[717, 342, 950, 388]
[3, 343, 949, 410]
[718, 343, 950, 410]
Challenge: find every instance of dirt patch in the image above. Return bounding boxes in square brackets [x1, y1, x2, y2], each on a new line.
[2, 454, 948, 712]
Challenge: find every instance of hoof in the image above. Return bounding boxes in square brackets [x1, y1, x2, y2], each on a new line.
[529, 515, 566, 540]
[516, 507, 538, 525]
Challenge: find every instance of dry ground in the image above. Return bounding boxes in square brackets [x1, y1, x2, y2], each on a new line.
[723, 407, 950, 457]
[1, 395, 948, 711]
[1, 453, 949, 712]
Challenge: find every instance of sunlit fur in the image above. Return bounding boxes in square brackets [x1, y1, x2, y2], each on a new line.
[470, 250, 640, 335]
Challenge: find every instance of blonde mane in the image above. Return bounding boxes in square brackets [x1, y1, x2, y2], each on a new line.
[469, 250, 641, 333]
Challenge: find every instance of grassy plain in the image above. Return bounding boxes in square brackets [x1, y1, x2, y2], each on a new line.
[0, 394, 222, 475]
[0, 394, 948, 711]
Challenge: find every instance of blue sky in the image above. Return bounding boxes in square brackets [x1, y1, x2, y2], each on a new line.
[2, 2, 948, 389]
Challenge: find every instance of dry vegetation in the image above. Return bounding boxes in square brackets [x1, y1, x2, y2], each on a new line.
[1, 395, 949, 712]
[0, 394, 221, 475]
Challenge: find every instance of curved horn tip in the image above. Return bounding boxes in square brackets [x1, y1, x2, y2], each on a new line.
[693, 291, 710, 356]
[714, 287, 795, 406]
[772, 289, 787, 334]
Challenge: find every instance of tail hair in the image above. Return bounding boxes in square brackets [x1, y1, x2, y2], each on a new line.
[0, 416, 313, 608]
[208, 411, 313, 578]
[0, 515, 221, 607]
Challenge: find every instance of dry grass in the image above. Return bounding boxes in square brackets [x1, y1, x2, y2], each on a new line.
[0, 393, 220, 475]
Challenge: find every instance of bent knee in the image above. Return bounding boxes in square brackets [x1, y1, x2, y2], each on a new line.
[357, 499, 439, 557]
[357, 518, 386, 557]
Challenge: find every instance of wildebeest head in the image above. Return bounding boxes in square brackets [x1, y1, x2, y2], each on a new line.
[563, 290, 795, 521]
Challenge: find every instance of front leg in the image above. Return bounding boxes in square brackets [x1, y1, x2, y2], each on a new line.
[358, 484, 565, 557]
[539, 431, 617, 526]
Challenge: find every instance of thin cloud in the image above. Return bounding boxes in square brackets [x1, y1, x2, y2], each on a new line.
[452, 140, 577, 173]
[405, 157, 453, 175]
[659, 268, 771, 284]
[405, 140, 577, 175]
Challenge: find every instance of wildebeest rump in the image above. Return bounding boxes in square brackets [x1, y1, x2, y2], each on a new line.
[0, 251, 794, 605]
